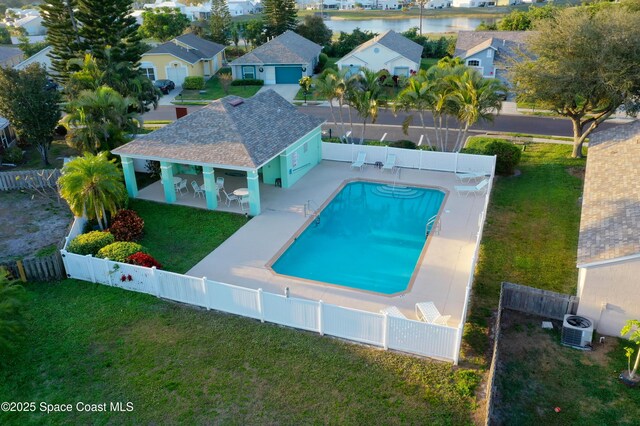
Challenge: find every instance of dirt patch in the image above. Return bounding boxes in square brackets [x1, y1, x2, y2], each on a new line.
[567, 166, 585, 180]
[0, 191, 72, 262]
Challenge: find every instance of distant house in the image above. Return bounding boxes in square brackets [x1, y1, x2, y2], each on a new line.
[12, 14, 45, 36]
[576, 121, 640, 336]
[228, 1, 255, 16]
[454, 31, 531, 85]
[335, 30, 423, 77]
[140, 33, 225, 86]
[230, 30, 321, 85]
[0, 116, 18, 150]
[0, 46, 24, 68]
[14, 45, 53, 74]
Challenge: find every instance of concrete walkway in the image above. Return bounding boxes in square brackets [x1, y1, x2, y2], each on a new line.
[257, 84, 300, 102]
[158, 87, 182, 106]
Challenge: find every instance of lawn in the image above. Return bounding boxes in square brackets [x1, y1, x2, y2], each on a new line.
[421, 58, 439, 70]
[177, 69, 262, 102]
[2, 139, 78, 172]
[462, 143, 586, 364]
[0, 280, 481, 424]
[130, 199, 247, 274]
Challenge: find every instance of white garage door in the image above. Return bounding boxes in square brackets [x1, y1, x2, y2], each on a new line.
[166, 66, 188, 86]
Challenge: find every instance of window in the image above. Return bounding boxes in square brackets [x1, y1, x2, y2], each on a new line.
[0, 128, 8, 149]
[140, 67, 155, 81]
[373, 47, 380, 54]
[393, 67, 410, 77]
[487, 49, 493, 58]
[467, 59, 480, 67]
[242, 66, 255, 79]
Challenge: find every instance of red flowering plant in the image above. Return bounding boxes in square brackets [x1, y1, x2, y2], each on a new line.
[127, 252, 162, 269]
[109, 209, 144, 242]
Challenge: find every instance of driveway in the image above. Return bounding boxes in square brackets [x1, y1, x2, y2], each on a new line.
[257, 84, 299, 103]
[157, 87, 182, 106]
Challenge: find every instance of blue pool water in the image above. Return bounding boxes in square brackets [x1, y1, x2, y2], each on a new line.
[272, 182, 446, 294]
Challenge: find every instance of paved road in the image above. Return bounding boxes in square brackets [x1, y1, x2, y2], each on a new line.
[143, 104, 620, 138]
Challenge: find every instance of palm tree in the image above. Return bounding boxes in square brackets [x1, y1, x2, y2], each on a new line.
[58, 152, 127, 230]
[313, 70, 340, 129]
[348, 68, 382, 144]
[395, 70, 435, 149]
[64, 86, 139, 154]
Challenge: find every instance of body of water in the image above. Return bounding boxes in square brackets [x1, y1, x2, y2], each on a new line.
[325, 17, 489, 34]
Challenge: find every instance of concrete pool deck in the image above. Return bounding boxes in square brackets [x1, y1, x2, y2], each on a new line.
[187, 160, 489, 327]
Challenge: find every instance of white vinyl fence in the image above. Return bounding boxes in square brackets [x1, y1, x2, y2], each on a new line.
[62, 218, 460, 362]
[321, 142, 496, 175]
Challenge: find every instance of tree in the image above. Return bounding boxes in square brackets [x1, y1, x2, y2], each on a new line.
[328, 28, 376, 57]
[415, 0, 429, 35]
[17, 35, 47, 58]
[348, 68, 382, 144]
[0, 26, 10, 44]
[295, 15, 332, 46]
[395, 70, 435, 149]
[41, 0, 82, 82]
[621, 320, 640, 382]
[497, 5, 558, 31]
[244, 19, 266, 48]
[0, 65, 61, 166]
[58, 152, 128, 230]
[219, 72, 232, 95]
[209, 0, 231, 45]
[0, 271, 26, 358]
[512, 7, 640, 158]
[262, 0, 297, 38]
[139, 7, 190, 42]
[63, 86, 139, 154]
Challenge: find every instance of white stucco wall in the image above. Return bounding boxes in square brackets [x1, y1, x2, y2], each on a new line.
[576, 257, 640, 336]
[336, 42, 419, 76]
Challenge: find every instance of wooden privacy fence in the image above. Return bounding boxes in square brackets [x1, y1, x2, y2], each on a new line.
[500, 282, 578, 320]
[1, 251, 66, 282]
[0, 169, 61, 191]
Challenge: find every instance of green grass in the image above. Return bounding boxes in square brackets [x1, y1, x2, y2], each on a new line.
[4, 139, 79, 171]
[421, 58, 439, 70]
[130, 199, 247, 274]
[462, 143, 586, 364]
[177, 70, 262, 101]
[0, 280, 481, 424]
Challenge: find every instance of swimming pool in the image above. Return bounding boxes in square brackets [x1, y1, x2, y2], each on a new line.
[271, 181, 446, 294]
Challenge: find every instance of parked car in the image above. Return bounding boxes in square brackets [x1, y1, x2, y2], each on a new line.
[496, 90, 508, 101]
[154, 79, 175, 95]
[44, 78, 59, 92]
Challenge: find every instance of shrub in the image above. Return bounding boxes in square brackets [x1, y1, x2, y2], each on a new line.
[96, 242, 148, 262]
[390, 140, 416, 149]
[230, 79, 264, 86]
[182, 76, 205, 90]
[2, 146, 23, 164]
[484, 141, 522, 175]
[109, 209, 144, 242]
[68, 231, 115, 256]
[314, 53, 328, 73]
[127, 252, 162, 269]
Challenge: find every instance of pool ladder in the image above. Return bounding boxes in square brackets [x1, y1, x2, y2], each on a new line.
[426, 214, 440, 237]
[304, 199, 321, 226]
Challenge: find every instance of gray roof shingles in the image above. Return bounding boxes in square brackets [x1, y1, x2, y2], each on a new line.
[112, 90, 325, 169]
[0, 46, 23, 63]
[577, 120, 640, 266]
[454, 31, 531, 67]
[342, 30, 423, 66]
[231, 30, 321, 65]
[143, 34, 225, 64]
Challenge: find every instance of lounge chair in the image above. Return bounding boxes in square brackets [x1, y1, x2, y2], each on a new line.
[380, 306, 407, 318]
[176, 178, 188, 196]
[381, 154, 397, 172]
[454, 178, 489, 197]
[191, 181, 204, 198]
[222, 189, 239, 206]
[455, 171, 487, 183]
[415, 302, 451, 325]
[351, 152, 366, 171]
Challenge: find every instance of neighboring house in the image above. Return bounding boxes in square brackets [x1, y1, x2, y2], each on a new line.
[0, 116, 18, 150]
[454, 31, 531, 86]
[426, 0, 453, 8]
[575, 121, 640, 336]
[140, 33, 225, 86]
[14, 45, 53, 73]
[228, 1, 255, 16]
[112, 90, 325, 216]
[12, 15, 46, 36]
[452, 0, 496, 6]
[335, 30, 423, 78]
[0, 46, 24, 68]
[230, 30, 321, 85]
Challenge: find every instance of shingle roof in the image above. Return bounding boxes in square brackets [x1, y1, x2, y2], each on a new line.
[143, 34, 224, 64]
[231, 30, 321, 65]
[454, 31, 532, 66]
[112, 90, 325, 169]
[0, 46, 22, 63]
[341, 30, 423, 65]
[577, 120, 640, 266]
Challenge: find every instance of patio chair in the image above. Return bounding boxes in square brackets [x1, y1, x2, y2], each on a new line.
[216, 177, 225, 190]
[455, 171, 487, 183]
[351, 151, 366, 171]
[222, 189, 239, 207]
[239, 196, 249, 212]
[415, 302, 451, 325]
[191, 181, 204, 198]
[380, 306, 407, 319]
[381, 154, 397, 173]
[176, 178, 188, 196]
[454, 178, 489, 197]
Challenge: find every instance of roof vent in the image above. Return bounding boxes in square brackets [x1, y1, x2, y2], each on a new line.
[229, 99, 244, 107]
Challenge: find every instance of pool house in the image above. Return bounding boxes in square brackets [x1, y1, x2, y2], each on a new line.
[112, 90, 325, 216]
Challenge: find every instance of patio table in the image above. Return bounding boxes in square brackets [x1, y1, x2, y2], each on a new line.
[233, 188, 249, 197]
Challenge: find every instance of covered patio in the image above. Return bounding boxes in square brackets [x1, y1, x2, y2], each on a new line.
[112, 90, 325, 216]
